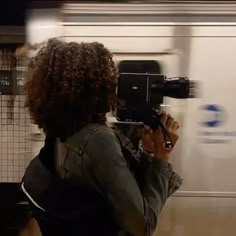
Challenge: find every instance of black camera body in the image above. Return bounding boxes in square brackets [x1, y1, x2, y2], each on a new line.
[113, 60, 197, 149]
[115, 73, 195, 131]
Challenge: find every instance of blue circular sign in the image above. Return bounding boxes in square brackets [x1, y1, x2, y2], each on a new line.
[201, 104, 226, 128]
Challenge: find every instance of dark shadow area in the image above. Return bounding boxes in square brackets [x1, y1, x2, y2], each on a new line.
[0, 183, 31, 236]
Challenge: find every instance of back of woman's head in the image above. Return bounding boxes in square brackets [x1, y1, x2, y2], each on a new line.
[25, 38, 118, 141]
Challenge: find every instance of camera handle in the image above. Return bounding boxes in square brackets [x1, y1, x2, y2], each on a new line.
[142, 108, 174, 150]
[116, 104, 174, 150]
[159, 122, 174, 150]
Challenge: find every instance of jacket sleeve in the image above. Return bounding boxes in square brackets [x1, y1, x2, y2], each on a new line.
[87, 128, 173, 236]
[134, 149, 183, 198]
[113, 126, 182, 198]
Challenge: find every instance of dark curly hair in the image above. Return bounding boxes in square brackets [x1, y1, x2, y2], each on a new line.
[25, 38, 118, 141]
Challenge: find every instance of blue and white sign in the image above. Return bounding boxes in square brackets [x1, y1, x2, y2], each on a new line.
[201, 104, 226, 128]
[198, 104, 236, 146]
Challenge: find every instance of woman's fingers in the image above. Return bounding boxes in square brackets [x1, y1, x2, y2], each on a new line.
[160, 112, 168, 125]
[144, 125, 153, 134]
[166, 115, 174, 128]
[160, 112, 179, 130]
[172, 121, 180, 130]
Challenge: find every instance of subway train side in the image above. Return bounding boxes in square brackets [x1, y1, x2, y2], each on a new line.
[26, 2, 236, 236]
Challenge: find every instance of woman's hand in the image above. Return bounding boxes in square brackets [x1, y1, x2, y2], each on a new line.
[141, 112, 180, 161]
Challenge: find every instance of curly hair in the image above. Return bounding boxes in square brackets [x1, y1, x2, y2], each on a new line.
[25, 38, 118, 141]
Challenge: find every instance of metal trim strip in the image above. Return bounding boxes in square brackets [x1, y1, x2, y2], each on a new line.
[61, 3, 236, 16]
[174, 191, 236, 198]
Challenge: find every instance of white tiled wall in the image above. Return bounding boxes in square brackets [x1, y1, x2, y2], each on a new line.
[0, 95, 32, 183]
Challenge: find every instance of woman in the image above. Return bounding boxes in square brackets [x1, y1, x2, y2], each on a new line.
[21, 38, 182, 236]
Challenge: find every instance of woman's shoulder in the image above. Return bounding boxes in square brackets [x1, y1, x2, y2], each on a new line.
[85, 123, 116, 138]
[86, 123, 118, 142]
[66, 123, 117, 149]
